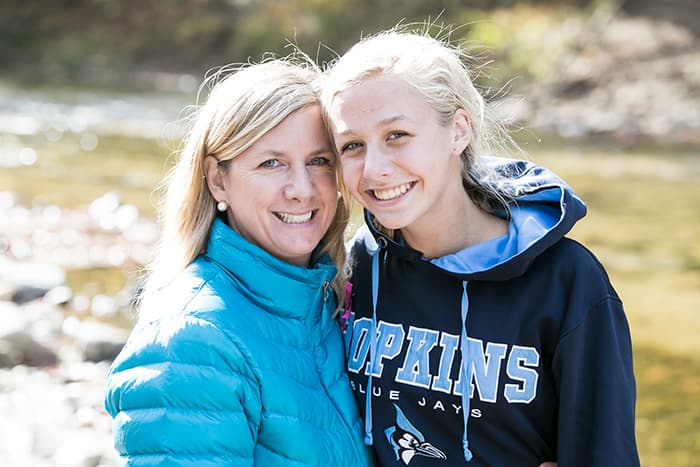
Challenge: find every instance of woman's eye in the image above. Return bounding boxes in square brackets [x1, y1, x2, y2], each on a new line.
[308, 156, 332, 167]
[260, 159, 280, 169]
[387, 131, 408, 141]
[340, 142, 362, 153]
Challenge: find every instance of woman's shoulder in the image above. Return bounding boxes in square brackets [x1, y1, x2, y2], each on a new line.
[113, 261, 253, 373]
[111, 305, 247, 377]
[141, 256, 246, 318]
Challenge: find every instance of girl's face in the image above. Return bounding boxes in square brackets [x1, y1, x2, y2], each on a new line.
[329, 74, 471, 234]
[206, 105, 338, 266]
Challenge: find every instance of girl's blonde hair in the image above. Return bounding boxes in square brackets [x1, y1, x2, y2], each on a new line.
[321, 28, 521, 237]
[143, 58, 349, 311]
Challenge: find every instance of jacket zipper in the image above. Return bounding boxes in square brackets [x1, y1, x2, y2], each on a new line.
[322, 280, 330, 303]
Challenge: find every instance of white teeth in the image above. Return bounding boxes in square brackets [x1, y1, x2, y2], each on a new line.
[277, 211, 313, 224]
[372, 183, 413, 201]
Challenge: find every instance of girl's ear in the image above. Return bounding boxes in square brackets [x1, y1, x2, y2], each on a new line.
[452, 108, 473, 156]
[203, 155, 227, 201]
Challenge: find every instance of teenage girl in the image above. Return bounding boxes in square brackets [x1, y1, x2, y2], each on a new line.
[321, 30, 640, 466]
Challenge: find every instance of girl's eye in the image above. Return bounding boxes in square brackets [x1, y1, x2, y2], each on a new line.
[260, 159, 280, 169]
[308, 156, 332, 167]
[340, 142, 362, 154]
[387, 131, 408, 141]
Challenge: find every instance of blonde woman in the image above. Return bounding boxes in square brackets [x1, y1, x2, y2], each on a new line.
[322, 30, 639, 466]
[104, 59, 374, 466]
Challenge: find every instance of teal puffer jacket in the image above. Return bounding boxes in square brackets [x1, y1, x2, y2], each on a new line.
[104, 219, 374, 466]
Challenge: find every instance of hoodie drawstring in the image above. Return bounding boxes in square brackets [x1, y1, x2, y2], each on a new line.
[364, 246, 381, 445]
[460, 280, 474, 461]
[365, 246, 474, 461]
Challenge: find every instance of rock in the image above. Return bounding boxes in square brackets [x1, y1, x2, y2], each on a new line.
[62, 317, 129, 363]
[44, 285, 73, 306]
[0, 331, 59, 367]
[0, 257, 66, 292]
[90, 294, 118, 319]
[0, 299, 28, 327]
[10, 285, 49, 304]
[0, 300, 67, 367]
[83, 340, 126, 363]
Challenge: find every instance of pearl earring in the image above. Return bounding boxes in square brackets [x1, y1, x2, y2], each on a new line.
[216, 200, 228, 212]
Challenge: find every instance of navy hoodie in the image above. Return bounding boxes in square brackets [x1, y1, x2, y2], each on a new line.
[343, 158, 639, 466]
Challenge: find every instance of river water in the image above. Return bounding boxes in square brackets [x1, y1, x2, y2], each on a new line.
[0, 82, 192, 167]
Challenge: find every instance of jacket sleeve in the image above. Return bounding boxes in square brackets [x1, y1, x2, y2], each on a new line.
[552, 296, 640, 466]
[104, 314, 261, 466]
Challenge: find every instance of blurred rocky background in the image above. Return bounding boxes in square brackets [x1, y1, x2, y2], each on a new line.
[1, 0, 698, 465]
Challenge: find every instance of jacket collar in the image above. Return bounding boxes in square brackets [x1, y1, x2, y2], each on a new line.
[203, 218, 337, 318]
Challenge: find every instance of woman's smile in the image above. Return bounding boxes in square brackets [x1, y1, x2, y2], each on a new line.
[274, 210, 315, 224]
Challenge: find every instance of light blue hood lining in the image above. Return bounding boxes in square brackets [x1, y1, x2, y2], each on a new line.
[430, 187, 564, 275]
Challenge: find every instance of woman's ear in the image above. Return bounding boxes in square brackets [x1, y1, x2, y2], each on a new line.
[452, 108, 473, 155]
[203, 155, 227, 201]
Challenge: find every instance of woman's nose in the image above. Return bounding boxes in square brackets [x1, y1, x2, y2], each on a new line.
[283, 167, 315, 201]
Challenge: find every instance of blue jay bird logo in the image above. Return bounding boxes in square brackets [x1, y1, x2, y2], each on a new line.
[384, 404, 447, 464]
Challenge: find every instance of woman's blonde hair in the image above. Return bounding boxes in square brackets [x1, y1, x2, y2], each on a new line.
[142, 58, 349, 310]
[321, 27, 521, 237]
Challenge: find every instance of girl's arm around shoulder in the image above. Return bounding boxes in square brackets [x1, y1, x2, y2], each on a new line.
[104, 312, 261, 466]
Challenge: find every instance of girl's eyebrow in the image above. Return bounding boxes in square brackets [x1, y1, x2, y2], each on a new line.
[335, 114, 411, 137]
[378, 115, 410, 126]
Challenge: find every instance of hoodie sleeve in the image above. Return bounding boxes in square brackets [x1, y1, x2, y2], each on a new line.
[552, 292, 640, 466]
[104, 314, 261, 467]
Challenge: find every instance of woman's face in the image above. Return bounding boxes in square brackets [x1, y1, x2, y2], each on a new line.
[209, 105, 338, 266]
[328, 74, 470, 234]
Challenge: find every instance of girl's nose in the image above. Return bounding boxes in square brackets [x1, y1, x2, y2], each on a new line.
[362, 145, 393, 180]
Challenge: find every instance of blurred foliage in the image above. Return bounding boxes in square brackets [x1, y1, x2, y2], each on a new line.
[0, 0, 625, 90]
[4, 0, 695, 92]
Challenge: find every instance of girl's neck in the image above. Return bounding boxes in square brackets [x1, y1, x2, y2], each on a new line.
[400, 192, 508, 259]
